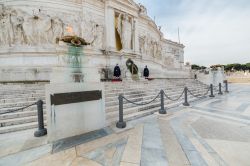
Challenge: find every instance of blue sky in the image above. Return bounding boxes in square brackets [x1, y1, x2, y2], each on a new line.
[135, 0, 250, 66]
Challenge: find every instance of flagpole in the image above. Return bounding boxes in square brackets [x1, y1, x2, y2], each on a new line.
[178, 27, 181, 44]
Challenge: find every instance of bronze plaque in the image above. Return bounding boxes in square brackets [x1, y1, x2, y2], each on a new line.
[51, 90, 102, 106]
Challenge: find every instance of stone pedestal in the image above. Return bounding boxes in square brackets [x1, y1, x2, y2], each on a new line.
[50, 67, 100, 83]
[46, 83, 105, 143]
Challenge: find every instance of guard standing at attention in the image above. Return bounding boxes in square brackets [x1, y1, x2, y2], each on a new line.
[114, 64, 121, 78]
[143, 65, 149, 78]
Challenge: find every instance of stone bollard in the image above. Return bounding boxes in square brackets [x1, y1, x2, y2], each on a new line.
[34, 100, 47, 137]
[218, 83, 223, 95]
[183, 87, 190, 106]
[224, 80, 229, 93]
[209, 84, 215, 97]
[116, 94, 126, 129]
[159, 90, 167, 114]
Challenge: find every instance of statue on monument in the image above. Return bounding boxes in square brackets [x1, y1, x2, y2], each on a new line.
[93, 24, 105, 50]
[117, 13, 133, 50]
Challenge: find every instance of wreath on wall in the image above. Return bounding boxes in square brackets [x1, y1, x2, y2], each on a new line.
[56, 36, 91, 47]
[126, 58, 138, 75]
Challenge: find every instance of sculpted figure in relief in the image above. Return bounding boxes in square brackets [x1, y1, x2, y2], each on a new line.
[93, 24, 104, 49]
[152, 41, 158, 57]
[0, 5, 13, 46]
[23, 10, 52, 45]
[156, 43, 162, 59]
[0, 6, 79, 46]
[81, 13, 104, 50]
[164, 56, 174, 67]
[139, 35, 146, 54]
[117, 13, 132, 50]
[50, 17, 64, 44]
[0, 5, 100, 48]
[139, 4, 147, 15]
[10, 12, 26, 45]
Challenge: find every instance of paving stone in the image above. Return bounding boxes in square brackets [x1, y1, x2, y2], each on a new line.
[0, 144, 52, 166]
[158, 119, 190, 166]
[191, 117, 250, 142]
[121, 125, 143, 165]
[170, 117, 208, 166]
[141, 118, 168, 166]
[81, 138, 127, 166]
[71, 157, 102, 166]
[206, 139, 250, 166]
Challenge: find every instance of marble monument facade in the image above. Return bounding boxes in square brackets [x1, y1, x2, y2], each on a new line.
[0, 0, 189, 82]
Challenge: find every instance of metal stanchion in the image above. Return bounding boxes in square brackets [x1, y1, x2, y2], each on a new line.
[225, 80, 229, 93]
[209, 84, 215, 97]
[116, 94, 126, 129]
[159, 90, 167, 114]
[183, 87, 190, 106]
[218, 83, 223, 95]
[34, 100, 47, 137]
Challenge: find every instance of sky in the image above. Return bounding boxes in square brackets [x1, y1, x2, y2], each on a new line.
[135, 0, 250, 67]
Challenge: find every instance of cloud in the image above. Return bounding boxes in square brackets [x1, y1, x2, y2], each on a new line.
[135, 0, 250, 66]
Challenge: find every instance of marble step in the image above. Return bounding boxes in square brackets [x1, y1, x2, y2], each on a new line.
[104, 86, 189, 100]
[106, 94, 202, 123]
[105, 88, 207, 108]
[0, 89, 45, 95]
[0, 96, 45, 104]
[0, 100, 45, 110]
[106, 95, 202, 126]
[0, 93, 45, 100]
[105, 85, 208, 98]
[105, 90, 185, 107]
[106, 100, 178, 120]
[108, 93, 198, 116]
[104, 84, 184, 91]
[0, 121, 44, 134]
[0, 110, 46, 120]
[105, 90, 195, 112]
[0, 115, 44, 127]
[104, 84, 178, 92]
[0, 105, 46, 114]
[0, 87, 45, 91]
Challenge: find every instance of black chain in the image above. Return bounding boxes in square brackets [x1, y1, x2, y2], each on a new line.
[187, 88, 210, 99]
[122, 92, 161, 106]
[163, 89, 185, 101]
[0, 102, 37, 115]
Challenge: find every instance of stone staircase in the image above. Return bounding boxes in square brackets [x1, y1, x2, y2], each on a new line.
[104, 79, 209, 126]
[0, 83, 47, 134]
[0, 79, 209, 134]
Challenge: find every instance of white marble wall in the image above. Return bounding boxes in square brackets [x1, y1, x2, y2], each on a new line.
[0, 0, 189, 82]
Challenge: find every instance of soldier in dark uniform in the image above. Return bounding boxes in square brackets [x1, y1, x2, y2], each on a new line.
[143, 65, 149, 78]
[194, 74, 197, 79]
[113, 64, 121, 78]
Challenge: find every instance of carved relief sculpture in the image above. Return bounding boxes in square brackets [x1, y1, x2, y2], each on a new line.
[0, 5, 83, 46]
[117, 13, 133, 51]
[0, 5, 13, 46]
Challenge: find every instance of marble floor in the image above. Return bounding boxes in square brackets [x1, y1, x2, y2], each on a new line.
[0, 83, 250, 166]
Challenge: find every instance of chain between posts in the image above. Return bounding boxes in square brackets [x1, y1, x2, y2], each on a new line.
[116, 82, 228, 129]
[122, 92, 161, 106]
[163, 89, 185, 101]
[0, 100, 47, 137]
[187, 87, 210, 99]
[0, 102, 37, 115]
